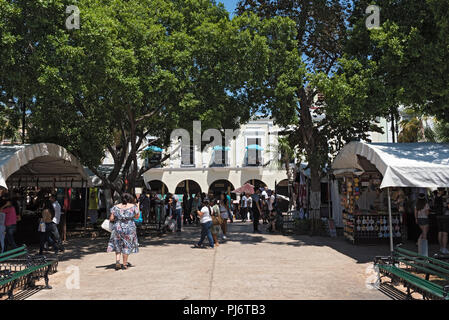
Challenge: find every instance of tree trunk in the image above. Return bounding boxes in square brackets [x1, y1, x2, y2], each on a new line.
[309, 165, 321, 236]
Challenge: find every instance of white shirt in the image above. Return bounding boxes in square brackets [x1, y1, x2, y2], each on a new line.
[200, 206, 212, 224]
[52, 201, 62, 224]
[261, 190, 268, 200]
[247, 196, 252, 208]
[241, 196, 248, 208]
[267, 195, 275, 211]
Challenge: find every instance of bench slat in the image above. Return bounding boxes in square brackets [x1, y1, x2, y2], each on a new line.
[0, 262, 53, 286]
[394, 251, 449, 278]
[396, 258, 449, 282]
[396, 246, 449, 270]
[0, 245, 27, 258]
[377, 264, 446, 298]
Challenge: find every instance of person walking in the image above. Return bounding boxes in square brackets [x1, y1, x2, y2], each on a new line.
[251, 189, 262, 233]
[194, 198, 214, 249]
[1, 197, 17, 251]
[107, 193, 140, 270]
[240, 192, 248, 222]
[219, 192, 230, 240]
[415, 193, 430, 245]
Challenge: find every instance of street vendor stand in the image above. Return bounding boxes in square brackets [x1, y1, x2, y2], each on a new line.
[332, 141, 449, 253]
[0, 143, 92, 242]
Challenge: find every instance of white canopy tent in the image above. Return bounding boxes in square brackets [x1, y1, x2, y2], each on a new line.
[0, 143, 92, 188]
[332, 141, 449, 253]
[332, 141, 449, 189]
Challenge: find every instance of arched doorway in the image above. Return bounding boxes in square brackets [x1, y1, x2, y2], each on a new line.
[244, 179, 267, 191]
[208, 179, 235, 199]
[147, 180, 169, 195]
[175, 180, 201, 196]
[275, 179, 289, 197]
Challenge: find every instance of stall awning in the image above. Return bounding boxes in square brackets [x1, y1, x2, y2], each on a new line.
[0, 143, 92, 188]
[332, 141, 449, 189]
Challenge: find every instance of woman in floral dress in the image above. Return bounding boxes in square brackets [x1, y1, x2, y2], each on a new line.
[107, 193, 140, 270]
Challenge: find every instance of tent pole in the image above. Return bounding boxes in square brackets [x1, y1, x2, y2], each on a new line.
[84, 183, 88, 231]
[387, 187, 394, 254]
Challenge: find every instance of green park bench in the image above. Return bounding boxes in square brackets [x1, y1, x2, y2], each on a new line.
[375, 246, 449, 300]
[0, 245, 58, 300]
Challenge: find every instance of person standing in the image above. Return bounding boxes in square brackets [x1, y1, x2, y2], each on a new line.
[49, 195, 64, 253]
[194, 198, 214, 249]
[240, 192, 248, 222]
[247, 194, 253, 221]
[226, 192, 233, 223]
[191, 193, 201, 225]
[1, 197, 17, 251]
[107, 193, 140, 270]
[219, 192, 230, 240]
[38, 201, 53, 255]
[415, 193, 430, 245]
[251, 189, 262, 233]
[139, 190, 151, 224]
[182, 192, 192, 225]
[435, 190, 449, 254]
[0, 209, 5, 253]
[211, 199, 221, 246]
[88, 188, 99, 226]
[173, 194, 182, 232]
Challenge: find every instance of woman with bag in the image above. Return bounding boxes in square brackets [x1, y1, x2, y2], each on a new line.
[38, 201, 53, 255]
[194, 198, 214, 249]
[107, 193, 140, 270]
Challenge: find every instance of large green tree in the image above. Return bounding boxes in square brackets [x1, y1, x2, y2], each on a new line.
[236, 0, 386, 224]
[1, 0, 298, 194]
[347, 0, 449, 125]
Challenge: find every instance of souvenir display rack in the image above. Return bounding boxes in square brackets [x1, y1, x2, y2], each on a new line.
[340, 173, 404, 244]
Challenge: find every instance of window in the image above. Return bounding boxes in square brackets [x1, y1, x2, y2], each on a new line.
[246, 137, 263, 166]
[211, 148, 229, 167]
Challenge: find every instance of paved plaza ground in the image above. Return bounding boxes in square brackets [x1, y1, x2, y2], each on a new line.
[19, 221, 405, 300]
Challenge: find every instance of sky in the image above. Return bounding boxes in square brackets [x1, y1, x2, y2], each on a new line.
[219, 0, 239, 16]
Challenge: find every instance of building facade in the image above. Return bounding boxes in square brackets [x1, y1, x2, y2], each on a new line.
[142, 119, 289, 196]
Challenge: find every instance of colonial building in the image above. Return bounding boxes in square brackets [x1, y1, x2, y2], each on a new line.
[142, 118, 289, 196]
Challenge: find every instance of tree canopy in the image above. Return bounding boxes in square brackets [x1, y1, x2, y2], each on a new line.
[0, 0, 299, 193]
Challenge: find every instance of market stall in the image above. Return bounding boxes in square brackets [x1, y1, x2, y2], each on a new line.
[0, 143, 92, 241]
[332, 141, 449, 252]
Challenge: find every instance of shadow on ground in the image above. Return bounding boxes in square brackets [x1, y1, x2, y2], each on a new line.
[21, 221, 441, 266]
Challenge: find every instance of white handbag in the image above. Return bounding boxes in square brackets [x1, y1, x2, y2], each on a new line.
[38, 219, 46, 232]
[101, 219, 113, 232]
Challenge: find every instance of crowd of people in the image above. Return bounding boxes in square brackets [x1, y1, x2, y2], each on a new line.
[106, 187, 283, 268]
[414, 189, 449, 255]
